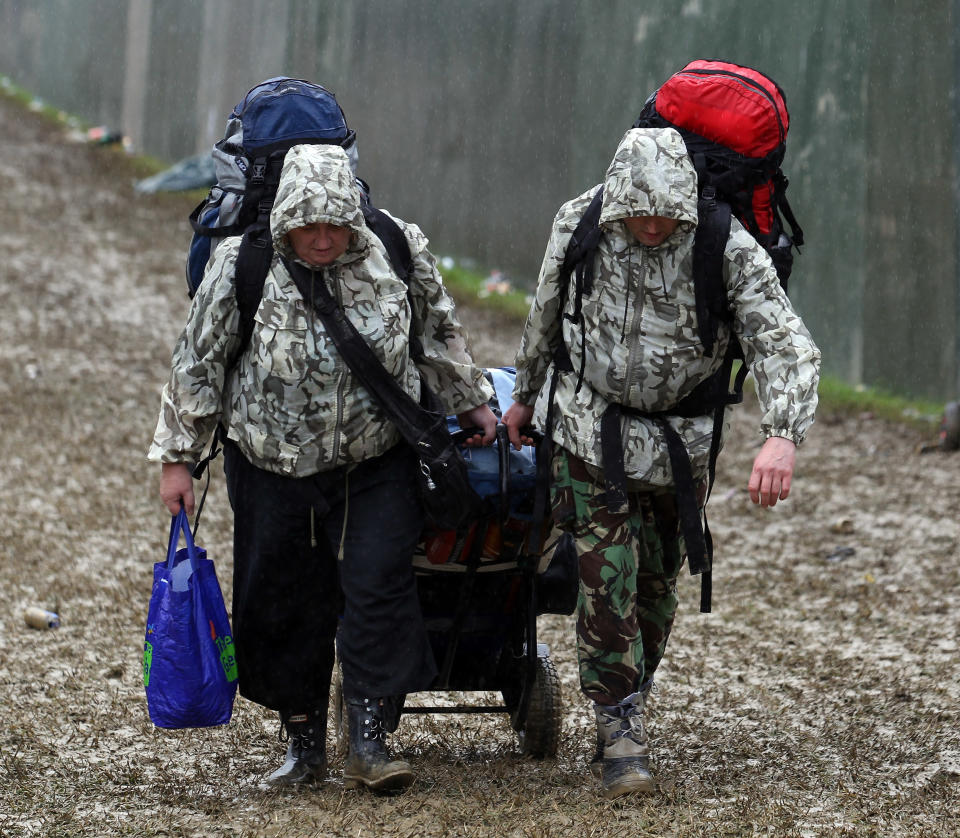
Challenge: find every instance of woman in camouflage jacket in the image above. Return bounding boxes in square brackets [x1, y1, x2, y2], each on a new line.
[149, 144, 496, 792]
[503, 127, 821, 798]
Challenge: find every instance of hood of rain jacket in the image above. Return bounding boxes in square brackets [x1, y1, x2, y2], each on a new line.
[270, 144, 372, 264]
[598, 126, 699, 234]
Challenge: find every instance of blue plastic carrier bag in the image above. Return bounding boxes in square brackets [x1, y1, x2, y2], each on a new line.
[143, 509, 238, 728]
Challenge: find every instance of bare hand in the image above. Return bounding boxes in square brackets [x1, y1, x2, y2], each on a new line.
[502, 402, 536, 450]
[748, 436, 796, 508]
[160, 462, 195, 516]
[456, 404, 498, 446]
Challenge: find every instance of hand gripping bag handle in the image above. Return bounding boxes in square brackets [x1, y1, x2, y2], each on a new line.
[165, 508, 223, 625]
[166, 506, 200, 572]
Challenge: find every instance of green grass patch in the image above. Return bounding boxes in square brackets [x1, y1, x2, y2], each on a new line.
[0, 74, 56, 115]
[730, 363, 944, 432]
[816, 375, 946, 431]
[439, 262, 532, 322]
[0, 74, 171, 181]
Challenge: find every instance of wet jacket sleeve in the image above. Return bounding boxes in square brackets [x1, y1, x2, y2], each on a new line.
[401, 222, 494, 413]
[147, 242, 243, 464]
[724, 225, 821, 445]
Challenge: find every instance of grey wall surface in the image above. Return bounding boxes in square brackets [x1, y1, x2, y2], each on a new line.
[1, 0, 957, 401]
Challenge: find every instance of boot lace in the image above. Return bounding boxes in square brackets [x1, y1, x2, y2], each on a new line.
[612, 713, 646, 745]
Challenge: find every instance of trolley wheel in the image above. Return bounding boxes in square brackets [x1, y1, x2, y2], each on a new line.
[330, 657, 349, 756]
[509, 646, 562, 758]
[942, 401, 960, 450]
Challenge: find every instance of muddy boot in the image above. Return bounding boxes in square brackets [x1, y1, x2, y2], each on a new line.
[343, 697, 414, 793]
[590, 680, 653, 780]
[265, 709, 327, 786]
[595, 691, 654, 799]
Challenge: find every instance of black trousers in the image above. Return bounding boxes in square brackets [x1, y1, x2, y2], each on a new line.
[223, 439, 437, 713]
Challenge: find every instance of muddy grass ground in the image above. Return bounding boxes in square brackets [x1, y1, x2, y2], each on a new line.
[1, 93, 958, 838]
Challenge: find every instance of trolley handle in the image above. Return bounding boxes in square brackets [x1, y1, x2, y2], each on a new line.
[451, 424, 542, 526]
[451, 424, 541, 446]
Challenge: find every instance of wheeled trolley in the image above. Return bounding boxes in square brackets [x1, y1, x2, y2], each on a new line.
[331, 369, 575, 758]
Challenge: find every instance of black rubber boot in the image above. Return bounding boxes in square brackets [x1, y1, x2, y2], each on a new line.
[342, 697, 414, 793]
[265, 709, 327, 786]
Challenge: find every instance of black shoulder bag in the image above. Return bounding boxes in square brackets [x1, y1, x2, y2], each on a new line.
[284, 258, 481, 532]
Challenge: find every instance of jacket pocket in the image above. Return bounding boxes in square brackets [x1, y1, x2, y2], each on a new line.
[252, 296, 332, 384]
[253, 320, 317, 386]
[372, 286, 410, 341]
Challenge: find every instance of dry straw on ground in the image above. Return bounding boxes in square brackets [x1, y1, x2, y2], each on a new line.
[0, 94, 957, 838]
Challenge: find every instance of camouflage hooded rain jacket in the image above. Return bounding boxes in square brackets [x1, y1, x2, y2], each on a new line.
[149, 144, 493, 477]
[512, 127, 821, 489]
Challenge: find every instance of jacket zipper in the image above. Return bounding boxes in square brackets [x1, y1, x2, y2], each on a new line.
[624, 248, 647, 403]
[325, 266, 347, 465]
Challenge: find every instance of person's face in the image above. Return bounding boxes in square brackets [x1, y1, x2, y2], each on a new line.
[624, 215, 680, 247]
[287, 222, 352, 266]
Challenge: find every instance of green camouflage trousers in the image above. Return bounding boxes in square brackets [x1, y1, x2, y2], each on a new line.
[552, 448, 686, 705]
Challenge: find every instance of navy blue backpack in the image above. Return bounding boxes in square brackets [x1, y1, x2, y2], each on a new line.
[185, 77, 413, 356]
[187, 77, 358, 293]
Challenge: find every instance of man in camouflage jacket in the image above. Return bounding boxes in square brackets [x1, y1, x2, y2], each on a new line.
[503, 127, 820, 798]
[149, 144, 496, 791]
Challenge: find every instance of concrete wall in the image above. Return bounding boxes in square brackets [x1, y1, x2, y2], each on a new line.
[0, 0, 957, 400]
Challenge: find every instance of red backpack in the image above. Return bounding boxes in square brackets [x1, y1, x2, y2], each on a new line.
[634, 58, 803, 285]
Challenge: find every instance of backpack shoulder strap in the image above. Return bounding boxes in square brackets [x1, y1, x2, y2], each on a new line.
[560, 187, 604, 291]
[189, 228, 270, 490]
[360, 196, 423, 359]
[692, 189, 733, 359]
[361, 198, 414, 285]
[233, 231, 273, 357]
[553, 186, 604, 383]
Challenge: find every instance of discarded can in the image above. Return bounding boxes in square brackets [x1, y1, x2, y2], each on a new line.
[24, 607, 60, 629]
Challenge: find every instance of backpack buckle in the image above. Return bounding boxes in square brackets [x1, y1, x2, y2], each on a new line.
[248, 229, 270, 250]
